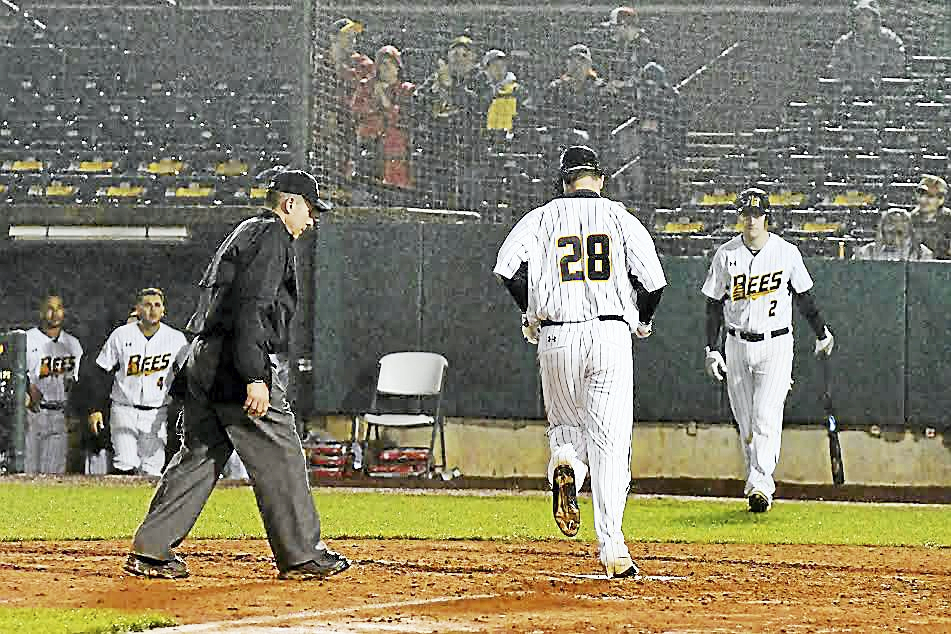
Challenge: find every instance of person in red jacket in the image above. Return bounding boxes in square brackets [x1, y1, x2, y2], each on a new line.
[352, 45, 416, 190]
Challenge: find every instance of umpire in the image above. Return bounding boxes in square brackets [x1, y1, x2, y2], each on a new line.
[124, 169, 350, 580]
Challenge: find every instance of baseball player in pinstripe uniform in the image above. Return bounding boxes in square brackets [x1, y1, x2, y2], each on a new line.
[24, 294, 83, 474]
[88, 288, 188, 476]
[495, 145, 666, 578]
[702, 188, 834, 512]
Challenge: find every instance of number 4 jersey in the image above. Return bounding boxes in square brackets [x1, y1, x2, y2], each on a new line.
[494, 192, 666, 324]
[701, 233, 813, 333]
[96, 322, 188, 408]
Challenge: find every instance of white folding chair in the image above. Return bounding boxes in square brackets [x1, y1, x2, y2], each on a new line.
[356, 352, 449, 476]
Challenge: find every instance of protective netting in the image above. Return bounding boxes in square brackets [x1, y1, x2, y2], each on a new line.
[311, 1, 951, 257]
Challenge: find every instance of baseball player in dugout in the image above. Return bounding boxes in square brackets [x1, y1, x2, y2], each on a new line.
[24, 293, 83, 474]
[702, 188, 835, 514]
[124, 169, 350, 581]
[86, 288, 188, 476]
[494, 146, 666, 578]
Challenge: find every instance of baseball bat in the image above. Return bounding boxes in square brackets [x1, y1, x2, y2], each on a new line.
[820, 354, 845, 486]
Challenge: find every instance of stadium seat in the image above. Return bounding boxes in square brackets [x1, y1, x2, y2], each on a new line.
[653, 208, 721, 236]
[166, 182, 216, 204]
[785, 208, 849, 237]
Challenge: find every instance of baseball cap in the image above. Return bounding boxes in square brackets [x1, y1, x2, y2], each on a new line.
[602, 6, 638, 27]
[853, 0, 881, 17]
[560, 145, 603, 176]
[481, 49, 507, 67]
[736, 187, 770, 215]
[917, 174, 948, 197]
[568, 44, 592, 62]
[268, 170, 332, 212]
[333, 17, 363, 34]
[375, 44, 403, 69]
[449, 35, 473, 51]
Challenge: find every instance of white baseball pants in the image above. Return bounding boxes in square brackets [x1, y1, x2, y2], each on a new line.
[538, 319, 635, 570]
[110, 404, 168, 476]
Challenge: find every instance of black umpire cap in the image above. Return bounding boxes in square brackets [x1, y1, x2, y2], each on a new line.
[268, 169, 333, 212]
[560, 145, 604, 179]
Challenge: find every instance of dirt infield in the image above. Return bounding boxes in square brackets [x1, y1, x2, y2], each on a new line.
[1, 539, 949, 633]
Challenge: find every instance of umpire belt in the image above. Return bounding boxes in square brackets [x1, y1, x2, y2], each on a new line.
[540, 315, 625, 328]
[728, 327, 790, 342]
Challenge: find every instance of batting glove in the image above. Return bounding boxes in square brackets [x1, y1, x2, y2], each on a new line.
[815, 326, 834, 357]
[521, 314, 540, 345]
[704, 347, 727, 381]
[634, 321, 653, 339]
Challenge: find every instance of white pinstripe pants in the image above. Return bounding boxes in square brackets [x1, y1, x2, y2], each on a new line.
[725, 332, 794, 501]
[538, 320, 634, 566]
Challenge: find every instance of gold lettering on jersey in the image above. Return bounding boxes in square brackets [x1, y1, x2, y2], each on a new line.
[126, 353, 172, 376]
[39, 356, 76, 378]
[730, 271, 783, 301]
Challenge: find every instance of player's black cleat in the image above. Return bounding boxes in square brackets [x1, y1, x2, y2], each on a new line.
[748, 491, 771, 513]
[613, 563, 639, 578]
[123, 553, 189, 579]
[552, 464, 580, 537]
[278, 548, 351, 580]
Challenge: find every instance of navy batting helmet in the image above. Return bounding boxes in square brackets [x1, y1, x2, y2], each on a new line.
[736, 187, 770, 217]
[560, 145, 604, 182]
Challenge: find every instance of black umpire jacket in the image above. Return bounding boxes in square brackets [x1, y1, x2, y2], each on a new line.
[185, 211, 298, 402]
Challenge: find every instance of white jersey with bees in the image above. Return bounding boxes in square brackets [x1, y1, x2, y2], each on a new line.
[701, 233, 813, 333]
[26, 327, 82, 404]
[96, 322, 188, 408]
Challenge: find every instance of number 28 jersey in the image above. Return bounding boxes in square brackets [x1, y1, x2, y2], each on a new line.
[701, 233, 813, 333]
[494, 193, 666, 324]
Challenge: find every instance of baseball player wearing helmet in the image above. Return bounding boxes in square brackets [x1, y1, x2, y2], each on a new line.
[702, 187, 834, 512]
[87, 288, 188, 476]
[495, 146, 666, 578]
[125, 170, 349, 580]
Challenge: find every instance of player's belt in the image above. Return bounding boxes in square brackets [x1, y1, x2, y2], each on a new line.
[727, 327, 790, 342]
[39, 402, 66, 411]
[133, 405, 162, 411]
[540, 315, 625, 328]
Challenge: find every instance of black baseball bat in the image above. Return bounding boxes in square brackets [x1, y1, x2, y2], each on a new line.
[820, 355, 845, 486]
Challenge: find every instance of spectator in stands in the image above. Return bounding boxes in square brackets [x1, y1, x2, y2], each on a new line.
[853, 208, 933, 261]
[479, 49, 533, 137]
[602, 6, 658, 93]
[911, 174, 951, 260]
[415, 35, 482, 207]
[828, 0, 905, 88]
[318, 17, 374, 186]
[544, 44, 608, 147]
[612, 62, 686, 208]
[351, 46, 416, 192]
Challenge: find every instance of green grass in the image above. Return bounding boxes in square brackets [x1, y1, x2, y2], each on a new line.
[0, 608, 175, 633]
[1, 482, 949, 547]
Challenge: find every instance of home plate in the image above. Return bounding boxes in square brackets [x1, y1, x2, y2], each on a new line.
[554, 572, 687, 581]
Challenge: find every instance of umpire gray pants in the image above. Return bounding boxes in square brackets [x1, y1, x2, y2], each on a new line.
[132, 343, 322, 573]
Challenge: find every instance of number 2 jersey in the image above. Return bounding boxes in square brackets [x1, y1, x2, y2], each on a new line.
[96, 322, 188, 408]
[494, 192, 666, 324]
[701, 233, 813, 333]
[26, 327, 83, 405]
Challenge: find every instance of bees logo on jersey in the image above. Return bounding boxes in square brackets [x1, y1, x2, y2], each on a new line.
[731, 271, 783, 301]
[127, 353, 172, 376]
[39, 356, 77, 378]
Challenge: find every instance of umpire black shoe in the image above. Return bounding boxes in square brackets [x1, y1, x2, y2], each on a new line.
[278, 548, 351, 580]
[123, 553, 189, 579]
[552, 464, 581, 537]
[748, 491, 771, 513]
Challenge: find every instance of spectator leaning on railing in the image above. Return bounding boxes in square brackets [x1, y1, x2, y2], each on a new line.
[852, 208, 934, 261]
[351, 45, 416, 192]
[828, 0, 905, 87]
[544, 44, 609, 148]
[602, 6, 659, 94]
[317, 17, 374, 184]
[910, 174, 951, 260]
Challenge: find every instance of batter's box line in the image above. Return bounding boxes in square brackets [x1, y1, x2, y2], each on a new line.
[353, 558, 498, 575]
[152, 592, 505, 633]
[549, 572, 688, 582]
